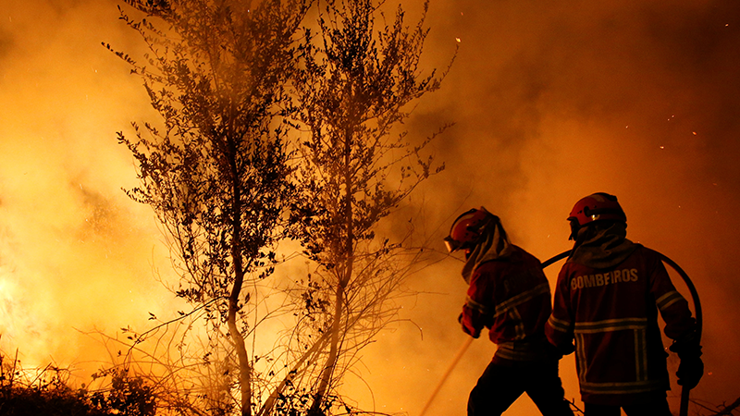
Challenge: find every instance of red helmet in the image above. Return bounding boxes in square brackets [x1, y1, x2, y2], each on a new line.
[444, 207, 498, 252]
[568, 193, 626, 239]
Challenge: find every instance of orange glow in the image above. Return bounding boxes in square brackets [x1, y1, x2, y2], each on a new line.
[1, 1, 740, 416]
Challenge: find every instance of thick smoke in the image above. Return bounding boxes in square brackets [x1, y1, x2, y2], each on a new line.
[1, 0, 739, 415]
[366, 0, 740, 415]
[0, 0, 176, 372]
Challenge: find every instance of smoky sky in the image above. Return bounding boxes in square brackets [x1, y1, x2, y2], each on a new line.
[1, 0, 739, 415]
[382, 0, 740, 415]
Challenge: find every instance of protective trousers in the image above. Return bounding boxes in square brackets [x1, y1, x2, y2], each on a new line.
[467, 358, 574, 416]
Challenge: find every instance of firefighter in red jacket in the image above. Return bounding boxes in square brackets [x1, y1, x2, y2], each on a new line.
[545, 193, 704, 416]
[445, 207, 574, 416]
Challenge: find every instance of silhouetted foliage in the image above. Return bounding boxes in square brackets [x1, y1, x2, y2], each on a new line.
[89, 369, 157, 416]
[288, 0, 454, 413]
[0, 350, 156, 416]
[109, 0, 309, 415]
[108, 0, 452, 414]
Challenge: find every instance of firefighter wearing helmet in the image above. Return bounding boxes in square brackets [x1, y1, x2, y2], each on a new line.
[445, 207, 574, 416]
[545, 193, 704, 416]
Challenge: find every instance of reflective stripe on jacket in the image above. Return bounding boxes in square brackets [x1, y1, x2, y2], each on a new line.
[545, 245, 696, 405]
[461, 245, 554, 362]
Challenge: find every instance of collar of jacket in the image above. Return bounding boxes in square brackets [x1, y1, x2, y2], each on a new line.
[461, 222, 515, 284]
[568, 222, 637, 269]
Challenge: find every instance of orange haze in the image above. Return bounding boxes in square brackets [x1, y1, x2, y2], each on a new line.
[1, 1, 739, 416]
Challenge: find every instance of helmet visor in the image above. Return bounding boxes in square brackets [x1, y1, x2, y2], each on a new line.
[443, 236, 462, 253]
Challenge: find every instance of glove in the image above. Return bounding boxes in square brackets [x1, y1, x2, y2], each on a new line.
[676, 355, 704, 389]
[670, 337, 704, 389]
[459, 313, 481, 339]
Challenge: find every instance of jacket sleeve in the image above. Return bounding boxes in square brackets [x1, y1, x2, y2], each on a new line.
[545, 265, 575, 350]
[647, 251, 696, 342]
[461, 267, 494, 338]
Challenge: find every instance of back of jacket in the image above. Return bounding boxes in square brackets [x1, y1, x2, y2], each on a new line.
[462, 245, 553, 362]
[545, 245, 695, 405]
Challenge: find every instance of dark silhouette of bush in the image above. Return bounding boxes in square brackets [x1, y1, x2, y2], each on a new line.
[1, 351, 155, 416]
[0, 383, 112, 416]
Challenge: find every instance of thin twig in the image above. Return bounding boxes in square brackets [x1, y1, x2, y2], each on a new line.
[710, 397, 740, 416]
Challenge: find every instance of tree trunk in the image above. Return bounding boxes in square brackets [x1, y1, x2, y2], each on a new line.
[228, 140, 252, 416]
[309, 278, 346, 415]
[259, 331, 332, 416]
[309, 124, 355, 415]
[228, 286, 252, 416]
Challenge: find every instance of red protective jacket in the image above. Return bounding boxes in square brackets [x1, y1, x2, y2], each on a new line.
[461, 245, 554, 362]
[545, 244, 696, 405]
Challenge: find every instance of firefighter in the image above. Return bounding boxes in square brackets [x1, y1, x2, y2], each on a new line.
[445, 207, 574, 416]
[545, 193, 704, 416]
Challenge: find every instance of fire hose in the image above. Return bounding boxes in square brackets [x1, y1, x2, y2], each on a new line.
[420, 250, 701, 416]
[657, 252, 703, 416]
